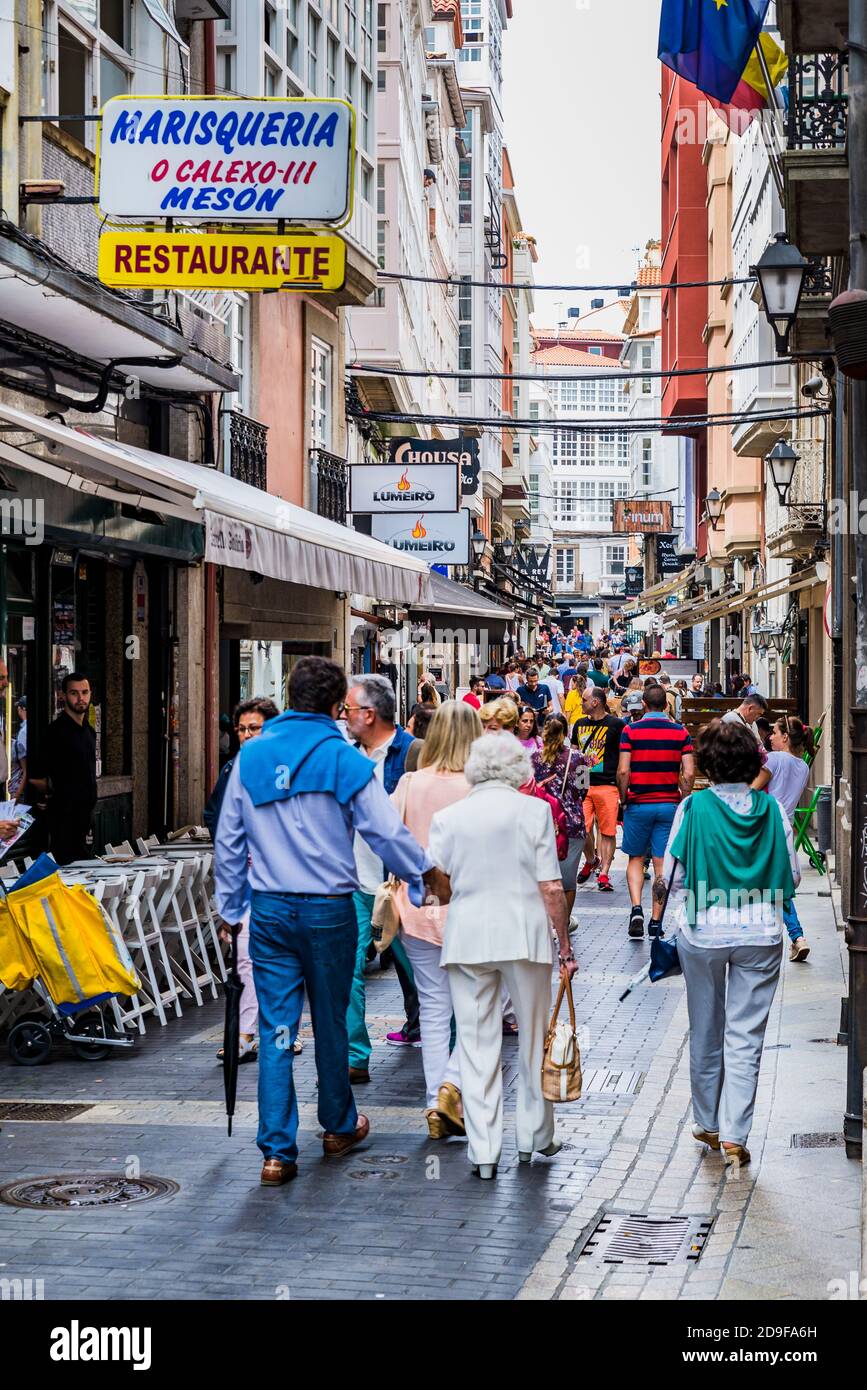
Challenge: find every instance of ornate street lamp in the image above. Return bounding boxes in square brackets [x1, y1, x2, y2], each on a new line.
[705, 488, 724, 531]
[752, 233, 809, 356]
[765, 439, 799, 506]
[500, 534, 515, 562]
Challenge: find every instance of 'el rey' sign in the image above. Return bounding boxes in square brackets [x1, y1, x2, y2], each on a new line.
[96, 96, 354, 223]
[371, 510, 472, 565]
[350, 463, 459, 514]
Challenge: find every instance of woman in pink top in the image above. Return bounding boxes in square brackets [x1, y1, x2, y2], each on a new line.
[393, 700, 482, 1138]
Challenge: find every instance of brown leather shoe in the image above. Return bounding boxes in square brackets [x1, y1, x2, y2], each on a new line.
[323, 1114, 370, 1157]
[349, 1066, 370, 1084]
[260, 1158, 298, 1186]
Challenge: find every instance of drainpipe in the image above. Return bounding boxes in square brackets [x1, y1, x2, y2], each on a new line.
[845, 0, 867, 1159]
[203, 16, 219, 793]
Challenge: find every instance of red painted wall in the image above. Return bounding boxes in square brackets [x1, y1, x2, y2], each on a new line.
[660, 67, 708, 422]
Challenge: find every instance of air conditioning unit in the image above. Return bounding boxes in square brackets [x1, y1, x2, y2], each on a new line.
[693, 564, 712, 587]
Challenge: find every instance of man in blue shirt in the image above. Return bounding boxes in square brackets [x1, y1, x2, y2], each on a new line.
[516, 667, 553, 730]
[215, 657, 445, 1186]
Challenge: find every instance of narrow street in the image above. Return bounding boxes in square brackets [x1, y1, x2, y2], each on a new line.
[0, 852, 855, 1303]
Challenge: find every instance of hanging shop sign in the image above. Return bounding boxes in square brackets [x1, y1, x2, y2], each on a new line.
[612, 500, 674, 535]
[386, 436, 481, 497]
[371, 509, 471, 565]
[96, 96, 355, 224]
[655, 533, 684, 578]
[625, 565, 645, 597]
[97, 231, 346, 291]
[350, 462, 459, 515]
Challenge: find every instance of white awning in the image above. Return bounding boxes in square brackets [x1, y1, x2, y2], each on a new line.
[0, 403, 431, 605]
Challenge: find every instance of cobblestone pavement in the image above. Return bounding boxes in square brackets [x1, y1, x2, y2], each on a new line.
[0, 855, 859, 1301]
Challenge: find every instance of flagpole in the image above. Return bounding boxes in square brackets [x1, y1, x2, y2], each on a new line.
[753, 37, 785, 200]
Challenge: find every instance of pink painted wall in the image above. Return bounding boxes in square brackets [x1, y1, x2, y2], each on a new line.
[258, 293, 306, 506]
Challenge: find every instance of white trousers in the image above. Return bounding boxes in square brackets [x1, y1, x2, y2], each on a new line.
[447, 958, 555, 1166]
[236, 911, 259, 1038]
[401, 933, 461, 1108]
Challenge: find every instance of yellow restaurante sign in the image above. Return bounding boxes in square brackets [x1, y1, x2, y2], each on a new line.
[97, 231, 346, 290]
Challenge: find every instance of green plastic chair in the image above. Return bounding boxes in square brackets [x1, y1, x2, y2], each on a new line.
[792, 786, 826, 874]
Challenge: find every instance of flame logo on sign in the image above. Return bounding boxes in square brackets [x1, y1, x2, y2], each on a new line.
[411, 517, 427, 539]
[397, 469, 411, 492]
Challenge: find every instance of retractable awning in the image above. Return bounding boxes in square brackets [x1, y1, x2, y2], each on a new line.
[0, 403, 431, 605]
[409, 569, 514, 640]
[663, 566, 822, 632]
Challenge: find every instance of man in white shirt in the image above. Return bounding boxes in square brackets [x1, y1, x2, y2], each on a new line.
[722, 693, 768, 744]
[546, 670, 565, 718]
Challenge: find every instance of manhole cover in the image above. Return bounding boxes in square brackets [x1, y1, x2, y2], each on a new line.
[791, 1131, 845, 1149]
[582, 1069, 645, 1095]
[358, 1154, 407, 1166]
[348, 1169, 399, 1181]
[0, 1174, 179, 1210]
[0, 1102, 93, 1122]
[577, 1214, 712, 1265]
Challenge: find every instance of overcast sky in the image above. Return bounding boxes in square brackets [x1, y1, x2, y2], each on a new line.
[502, 0, 662, 326]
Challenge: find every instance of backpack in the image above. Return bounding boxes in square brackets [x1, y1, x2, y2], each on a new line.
[521, 779, 569, 861]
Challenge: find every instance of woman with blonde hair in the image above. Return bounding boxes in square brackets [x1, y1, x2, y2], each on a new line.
[480, 697, 519, 734]
[418, 672, 441, 708]
[393, 700, 482, 1138]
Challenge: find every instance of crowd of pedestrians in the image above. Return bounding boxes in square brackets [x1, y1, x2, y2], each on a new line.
[211, 624, 820, 1187]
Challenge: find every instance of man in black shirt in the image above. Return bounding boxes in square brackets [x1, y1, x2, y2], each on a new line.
[45, 672, 97, 866]
[570, 688, 625, 891]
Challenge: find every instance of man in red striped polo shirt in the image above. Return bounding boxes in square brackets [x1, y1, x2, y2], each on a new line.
[616, 683, 695, 940]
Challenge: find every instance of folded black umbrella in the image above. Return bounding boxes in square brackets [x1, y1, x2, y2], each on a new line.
[222, 925, 244, 1137]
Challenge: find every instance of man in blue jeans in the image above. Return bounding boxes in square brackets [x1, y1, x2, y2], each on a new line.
[215, 657, 447, 1187]
[616, 683, 695, 940]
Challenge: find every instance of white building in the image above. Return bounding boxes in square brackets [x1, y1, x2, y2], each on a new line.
[531, 307, 632, 637]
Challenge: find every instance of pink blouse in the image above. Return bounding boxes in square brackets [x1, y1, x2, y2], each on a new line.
[391, 768, 471, 944]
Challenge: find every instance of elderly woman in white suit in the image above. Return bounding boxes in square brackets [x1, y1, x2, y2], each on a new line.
[428, 735, 578, 1179]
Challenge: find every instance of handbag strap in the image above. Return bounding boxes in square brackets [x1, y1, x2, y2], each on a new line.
[548, 969, 577, 1037]
[560, 748, 573, 800]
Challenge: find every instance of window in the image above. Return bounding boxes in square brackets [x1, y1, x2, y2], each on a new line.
[618, 433, 629, 466]
[327, 34, 339, 94]
[362, 0, 373, 66]
[605, 544, 626, 577]
[579, 433, 594, 466]
[529, 401, 540, 421]
[344, 53, 356, 104]
[345, 0, 358, 50]
[264, 1, 277, 51]
[587, 346, 603, 356]
[360, 75, 372, 150]
[598, 378, 616, 406]
[308, 10, 320, 91]
[559, 380, 578, 407]
[529, 475, 540, 522]
[641, 437, 652, 489]
[458, 275, 472, 390]
[580, 381, 596, 407]
[555, 480, 578, 524]
[311, 339, 332, 451]
[326, 0, 341, 29]
[641, 343, 653, 394]
[640, 296, 652, 331]
[377, 3, 388, 53]
[458, 121, 473, 225]
[556, 549, 576, 587]
[55, 1, 135, 148]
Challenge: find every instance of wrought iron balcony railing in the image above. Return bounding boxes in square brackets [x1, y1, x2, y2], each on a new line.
[311, 448, 348, 526]
[228, 411, 268, 491]
[787, 52, 849, 151]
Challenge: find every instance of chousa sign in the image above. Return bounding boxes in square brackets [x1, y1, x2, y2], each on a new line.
[350, 462, 459, 514]
[387, 436, 480, 497]
[96, 96, 354, 224]
[371, 510, 471, 565]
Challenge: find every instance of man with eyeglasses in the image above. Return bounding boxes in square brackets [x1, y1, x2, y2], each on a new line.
[215, 658, 445, 1186]
[343, 675, 423, 1077]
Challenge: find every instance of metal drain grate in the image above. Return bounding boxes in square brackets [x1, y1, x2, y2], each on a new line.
[358, 1154, 407, 1166]
[582, 1069, 645, 1095]
[0, 1174, 179, 1210]
[791, 1131, 845, 1149]
[578, 1214, 712, 1265]
[348, 1168, 399, 1181]
[0, 1102, 93, 1122]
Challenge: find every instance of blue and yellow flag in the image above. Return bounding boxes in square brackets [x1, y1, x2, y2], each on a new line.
[659, 0, 772, 104]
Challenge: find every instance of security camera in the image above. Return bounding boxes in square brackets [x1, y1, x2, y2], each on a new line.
[801, 375, 826, 398]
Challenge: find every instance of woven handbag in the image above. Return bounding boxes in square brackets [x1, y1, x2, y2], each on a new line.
[541, 972, 583, 1103]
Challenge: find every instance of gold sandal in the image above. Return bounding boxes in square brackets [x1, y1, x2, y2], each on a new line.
[434, 1082, 466, 1137]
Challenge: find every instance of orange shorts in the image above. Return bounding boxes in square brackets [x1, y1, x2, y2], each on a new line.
[582, 785, 620, 839]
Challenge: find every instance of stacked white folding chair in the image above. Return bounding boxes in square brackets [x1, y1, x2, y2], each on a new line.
[155, 860, 217, 1007]
[188, 851, 227, 984]
[90, 877, 149, 1037]
[125, 866, 185, 1025]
